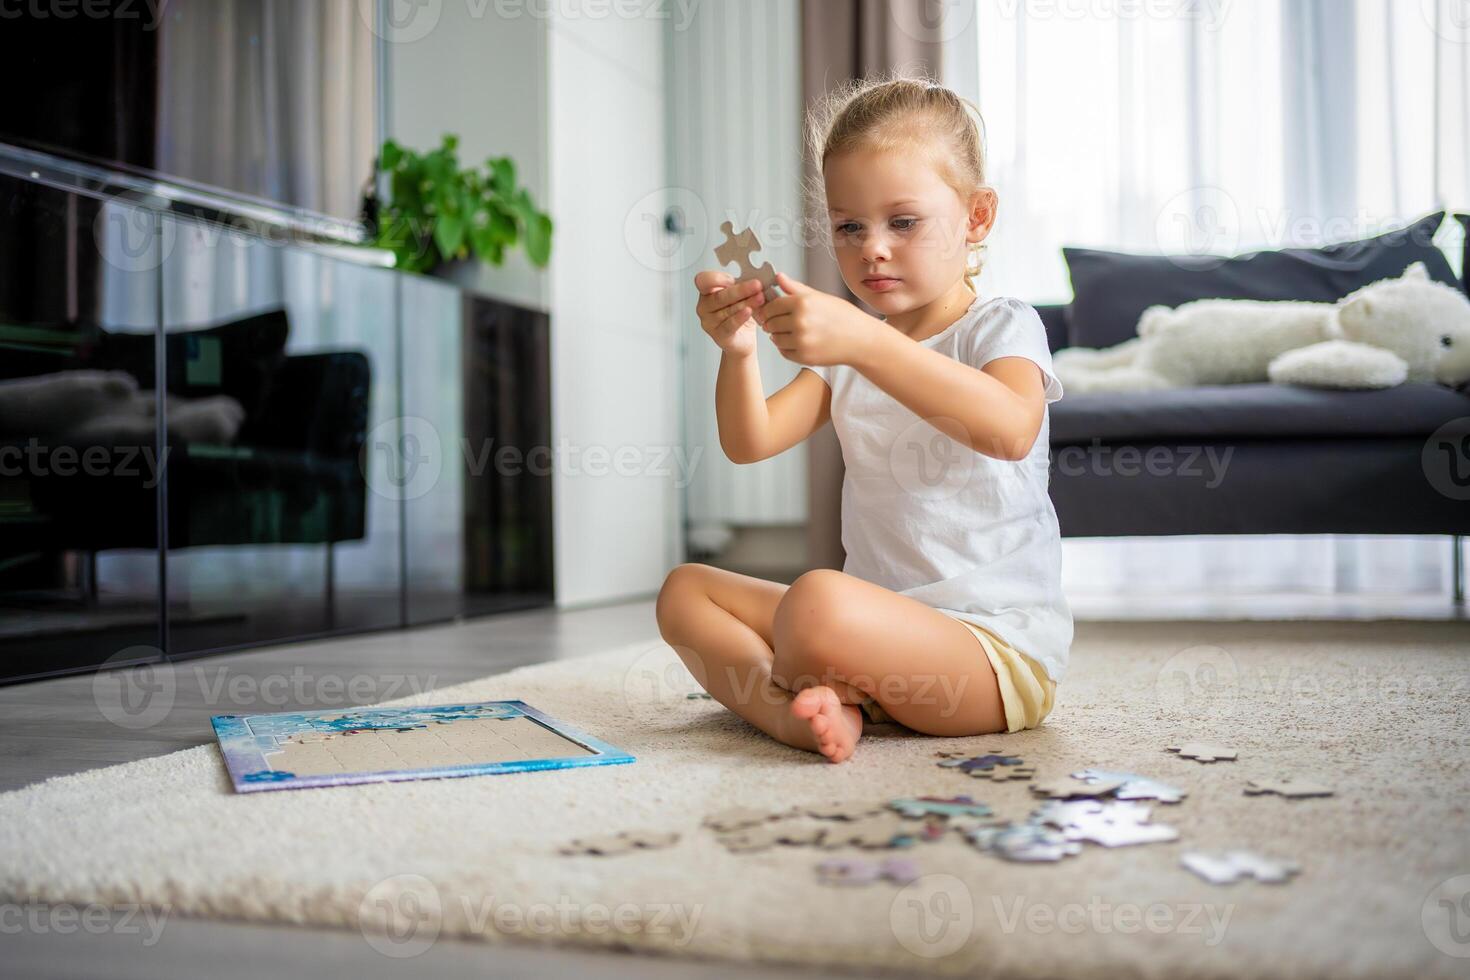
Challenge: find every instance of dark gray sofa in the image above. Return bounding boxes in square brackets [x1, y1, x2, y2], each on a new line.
[1038, 304, 1470, 601]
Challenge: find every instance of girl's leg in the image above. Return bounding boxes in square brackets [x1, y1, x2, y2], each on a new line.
[655, 563, 866, 760]
[771, 569, 1007, 737]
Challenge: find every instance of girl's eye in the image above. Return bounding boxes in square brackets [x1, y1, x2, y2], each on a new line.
[834, 215, 911, 233]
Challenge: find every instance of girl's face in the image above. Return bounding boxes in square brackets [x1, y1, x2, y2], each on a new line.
[824, 145, 995, 317]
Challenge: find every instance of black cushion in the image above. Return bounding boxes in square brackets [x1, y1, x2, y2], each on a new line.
[93, 308, 290, 422]
[1061, 212, 1461, 350]
[1034, 304, 1069, 353]
[1050, 383, 1470, 444]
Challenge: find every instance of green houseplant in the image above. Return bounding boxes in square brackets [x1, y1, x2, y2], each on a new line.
[368, 134, 552, 274]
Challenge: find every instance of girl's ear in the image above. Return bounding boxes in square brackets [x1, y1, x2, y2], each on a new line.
[966, 187, 998, 244]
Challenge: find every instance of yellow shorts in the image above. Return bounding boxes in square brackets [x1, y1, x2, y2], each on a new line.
[857, 619, 1056, 732]
[956, 619, 1056, 732]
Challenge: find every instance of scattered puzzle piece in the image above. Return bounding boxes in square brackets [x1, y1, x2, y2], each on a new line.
[714, 221, 779, 302]
[935, 747, 1006, 759]
[1166, 742, 1238, 763]
[1180, 850, 1301, 885]
[801, 801, 888, 821]
[1073, 769, 1188, 804]
[888, 796, 994, 821]
[717, 823, 824, 853]
[967, 765, 1037, 783]
[938, 754, 1027, 778]
[704, 806, 779, 833]
[819, 814, 918, 850]
[967, 821, 1082, 862]
[1243, 777, 1334, 799]
[1030, 775, 1129, 800]
[816, 856, 921, 886]
[1036, 799, 1179, 848]
[560, 830, 679, 856]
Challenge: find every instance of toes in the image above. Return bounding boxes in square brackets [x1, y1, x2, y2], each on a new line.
[790, 689, 821, 719]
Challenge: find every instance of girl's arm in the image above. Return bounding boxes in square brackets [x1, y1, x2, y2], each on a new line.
[756, 273, 1043, 461]
[716, 352, 831, 464]
[851, 337, 1045, 461]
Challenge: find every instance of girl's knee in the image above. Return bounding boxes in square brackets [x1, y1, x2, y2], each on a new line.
[772, 570, 849, 664]
[655, 563, 710, 638]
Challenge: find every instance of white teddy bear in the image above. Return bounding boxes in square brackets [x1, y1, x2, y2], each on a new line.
[1053, 261, 1470, 393]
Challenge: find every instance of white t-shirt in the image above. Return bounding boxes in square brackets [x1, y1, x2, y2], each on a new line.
[800, 293, 1073, 682]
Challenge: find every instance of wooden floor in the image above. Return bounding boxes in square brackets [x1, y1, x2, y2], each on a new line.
[3, 590, 1463, 979]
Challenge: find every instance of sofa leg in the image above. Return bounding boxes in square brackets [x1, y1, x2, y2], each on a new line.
[1453, 536, 1465, 607]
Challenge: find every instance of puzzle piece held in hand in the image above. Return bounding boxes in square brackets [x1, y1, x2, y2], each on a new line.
[1243, 777, 1334, 799]
[714, 221, 779, 302]
[816, 856, 922, 886]
[1166, 742, 1238, 763]
[560, 830, 679, 856]
[1180, 850, 1302, 885]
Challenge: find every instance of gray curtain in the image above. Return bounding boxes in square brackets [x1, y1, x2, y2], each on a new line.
[156, 0, 377, 223]
[801, 0, 944, 570]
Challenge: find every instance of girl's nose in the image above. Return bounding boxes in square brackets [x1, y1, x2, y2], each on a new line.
[860, 231, 892, 264]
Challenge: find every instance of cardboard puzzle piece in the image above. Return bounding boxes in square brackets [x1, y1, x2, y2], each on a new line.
[704, 806, 782, 833]
[717, 823, 824, 853]
[888, 796, 994, 821]
[818, 813, 919, 850]
[938, 753, 1028, 778]
[1180, 850, 1301, 885]
[816, 856, 922, 886]
[967, 821, 1082, 863]
[967, 764, 1037, 783]
[1036, 799, 1179, 848]
[935, 748, 1007, 759]
[560, 830, 679, 857]
[1243, 777, 1334, 799]
[801, 801, 888, 821]
[1073, 769, 1188, 804]
[1166, 742, 1238, 763]
[1031, 775, 1130, 800]
[714, 221, 779, 302]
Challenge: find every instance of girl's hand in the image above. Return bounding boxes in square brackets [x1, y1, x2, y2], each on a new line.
[754, 272, 882, 367]
[693, 270, 767, 358]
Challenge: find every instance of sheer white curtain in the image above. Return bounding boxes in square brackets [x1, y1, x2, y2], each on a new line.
[955, 0, 1468, 598]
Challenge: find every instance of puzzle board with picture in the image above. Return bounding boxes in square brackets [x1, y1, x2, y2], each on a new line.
[211, 700, 634, 793]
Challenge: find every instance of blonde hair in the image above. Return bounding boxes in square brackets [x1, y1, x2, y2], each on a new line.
[805, 72, 994, 291]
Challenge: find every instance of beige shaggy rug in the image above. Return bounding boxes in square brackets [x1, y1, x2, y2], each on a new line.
[1, 621, 1467, 979]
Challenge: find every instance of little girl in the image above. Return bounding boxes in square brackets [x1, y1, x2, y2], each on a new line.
[655, 75, 1072, 763]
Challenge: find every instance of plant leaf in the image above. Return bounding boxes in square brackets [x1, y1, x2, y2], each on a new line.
[489, 157, 516, 197]
[525, 212, 553, 267]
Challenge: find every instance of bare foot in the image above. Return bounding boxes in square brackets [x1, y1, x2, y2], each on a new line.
[790, 686, 863, 763]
